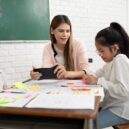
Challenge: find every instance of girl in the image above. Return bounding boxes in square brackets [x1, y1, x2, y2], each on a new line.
[30, 15, 91, 80]
[83, 22, 129, 128]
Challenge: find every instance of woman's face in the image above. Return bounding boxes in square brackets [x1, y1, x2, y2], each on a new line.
[51, 23, 71, 46]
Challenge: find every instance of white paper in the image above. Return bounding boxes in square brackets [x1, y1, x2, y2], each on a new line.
[26, 94, 95, 109]
[28, 79, 59, 85]
[0, 92, 36, 107]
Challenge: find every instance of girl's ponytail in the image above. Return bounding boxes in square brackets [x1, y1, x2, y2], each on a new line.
[110, 22, 129, 58]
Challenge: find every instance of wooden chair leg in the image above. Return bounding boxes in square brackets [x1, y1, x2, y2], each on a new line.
[113, 123, 129, 129]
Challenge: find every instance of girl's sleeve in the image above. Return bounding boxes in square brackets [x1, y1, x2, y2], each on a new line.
[97, 58, 129, 99]
[95, 66, 105, 78]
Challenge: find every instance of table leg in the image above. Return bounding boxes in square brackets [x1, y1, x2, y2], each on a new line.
[95, 113, 99, 129]
[83, 119, 93, 129]
[83, 114, 99, 129]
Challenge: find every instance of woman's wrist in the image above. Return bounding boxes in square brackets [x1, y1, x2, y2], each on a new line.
[64, 71, 71, 79]
[64, 71, 85, 79]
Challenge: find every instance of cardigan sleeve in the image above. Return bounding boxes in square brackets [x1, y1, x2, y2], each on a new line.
[75, 41, 93, 74]
[41, 43, 56, 67]
[0, 70, 8, 90]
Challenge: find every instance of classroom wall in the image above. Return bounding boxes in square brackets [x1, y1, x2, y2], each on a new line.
[0, 0, 128, 85]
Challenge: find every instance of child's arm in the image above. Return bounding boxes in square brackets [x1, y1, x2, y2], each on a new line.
[83, 74, 98, 84]
[95, 66, 105, 78]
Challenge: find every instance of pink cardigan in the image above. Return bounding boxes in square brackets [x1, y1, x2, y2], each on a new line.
[41, 40, 91, 72]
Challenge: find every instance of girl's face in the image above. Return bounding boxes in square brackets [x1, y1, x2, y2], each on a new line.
[95, 42, 119, 62]
[51, 23, 71, 46]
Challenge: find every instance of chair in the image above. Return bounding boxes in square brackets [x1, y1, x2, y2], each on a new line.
[113, 123, 129, 129]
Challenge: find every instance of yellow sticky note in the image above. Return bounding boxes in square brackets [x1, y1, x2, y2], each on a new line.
[13, 82, 27, 90]
[29, 85, 41, 91]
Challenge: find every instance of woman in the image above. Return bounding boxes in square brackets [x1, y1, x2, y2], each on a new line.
[30, 15, 91, 80]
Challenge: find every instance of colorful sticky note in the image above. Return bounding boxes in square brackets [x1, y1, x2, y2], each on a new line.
[0, 99, 9, 104]
[13, 82, 27, 90]
[29, 85, 41, 91]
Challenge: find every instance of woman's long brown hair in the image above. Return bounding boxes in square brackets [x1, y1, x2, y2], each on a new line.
[50, 15, 74, 70]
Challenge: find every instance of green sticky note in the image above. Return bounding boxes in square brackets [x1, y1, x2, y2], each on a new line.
[0, 99, 9, 104]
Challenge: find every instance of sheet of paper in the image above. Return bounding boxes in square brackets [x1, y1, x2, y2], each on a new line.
[0, 92, 37, 107]
[41, 85, 104, 96]
[27, 79, 59, 85]
[26, 94, 95, 109]
[56, 80, 104, 96]
[70, 86, 104, 96]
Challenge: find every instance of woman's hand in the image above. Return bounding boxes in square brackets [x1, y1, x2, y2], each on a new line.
[54, 64, 68, 79]
[30, 66, 42, 80]
[54, 64, 87, 79]
[83, 74, 98, 84]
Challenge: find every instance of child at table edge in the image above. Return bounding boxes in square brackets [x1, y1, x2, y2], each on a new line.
[83, 22, 129, 129]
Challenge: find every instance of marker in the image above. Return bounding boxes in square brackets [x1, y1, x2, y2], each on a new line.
[61, 85, 85, 87]
[22, 79, 32, 83]
[61, 85, 78, 87]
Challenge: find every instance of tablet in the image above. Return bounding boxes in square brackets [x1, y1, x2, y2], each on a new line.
[33, 65, 57, 80]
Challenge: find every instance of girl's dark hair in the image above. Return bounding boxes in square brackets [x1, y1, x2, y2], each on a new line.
[50, 15, 74, 70]
[95, 22, 129, 58]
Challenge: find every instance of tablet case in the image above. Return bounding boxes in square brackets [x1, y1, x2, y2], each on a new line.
[33, 65, 57, 80]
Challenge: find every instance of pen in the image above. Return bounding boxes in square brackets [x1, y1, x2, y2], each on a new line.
[0, 91, 26, 94]
[60, 84, 100, 87]
[61, 85, 84, 87]
[22, 79, 32, 83]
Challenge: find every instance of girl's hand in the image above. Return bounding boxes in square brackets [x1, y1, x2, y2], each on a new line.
[83, 74, 98, 84]
[54, 64, 67, 79]
[30, 66, 42, 80]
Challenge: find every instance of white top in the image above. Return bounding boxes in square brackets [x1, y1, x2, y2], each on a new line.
[54, 44, 64, 65]
[96, 54, 129, 120]
[42, 40, 91, 73]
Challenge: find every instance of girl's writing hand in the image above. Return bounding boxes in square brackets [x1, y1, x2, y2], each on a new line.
[83, 74, 98, 84]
